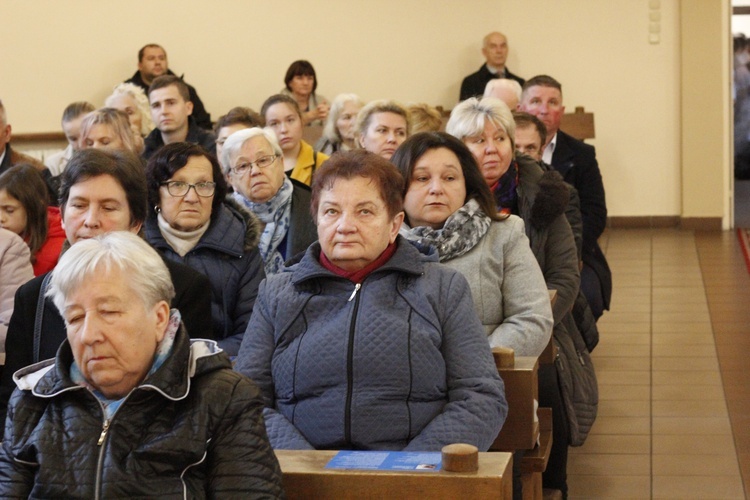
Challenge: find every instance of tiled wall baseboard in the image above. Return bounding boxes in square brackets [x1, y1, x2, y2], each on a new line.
[608, 216, 722, 230]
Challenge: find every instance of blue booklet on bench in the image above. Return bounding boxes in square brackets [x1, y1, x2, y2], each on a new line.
[325, 451, 442, 471]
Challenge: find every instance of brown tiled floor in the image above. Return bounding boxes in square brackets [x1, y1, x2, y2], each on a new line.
[566, 229, 748, 499]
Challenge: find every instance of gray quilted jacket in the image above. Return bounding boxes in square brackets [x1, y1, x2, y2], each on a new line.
[235, 237, 507, 452]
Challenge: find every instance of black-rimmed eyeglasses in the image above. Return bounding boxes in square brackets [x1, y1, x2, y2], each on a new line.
[160, 181, 217, 197]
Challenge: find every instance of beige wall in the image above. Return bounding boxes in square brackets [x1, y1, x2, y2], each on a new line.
[681, 0, 732, 224]
[0, 0, 731, 223]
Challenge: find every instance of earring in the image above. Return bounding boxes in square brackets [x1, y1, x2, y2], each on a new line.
[154, 205, 161, 213]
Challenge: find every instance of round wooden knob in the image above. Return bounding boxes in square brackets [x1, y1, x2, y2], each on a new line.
[492, 347, 515, 368]
[441, 443, 479, 472]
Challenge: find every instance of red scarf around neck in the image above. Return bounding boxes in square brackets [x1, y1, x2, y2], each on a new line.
[319, 241, 398, 284]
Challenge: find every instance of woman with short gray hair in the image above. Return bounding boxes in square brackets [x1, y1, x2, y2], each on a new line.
[0, 231, 284, 498]
[223, 127, 316, 274]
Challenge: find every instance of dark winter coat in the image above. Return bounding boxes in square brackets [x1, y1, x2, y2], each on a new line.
[515, 155, 580, 325]
[550, 130, 612, 310]
[0, 330, 285, 499]
[141, 118, 216, 160]
[515, 155, 598, 444]
[145, 198, 265, 356]
[459, 64, 526, 101]
[235, 237, 507, 452]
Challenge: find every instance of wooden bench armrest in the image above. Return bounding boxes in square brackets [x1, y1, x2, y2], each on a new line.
[520, 407, 553, 474]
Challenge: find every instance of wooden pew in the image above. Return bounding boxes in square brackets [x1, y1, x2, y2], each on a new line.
[490, 348, 539, 452]
[559, 106, 595, 141]
[275, 449, 513, 499]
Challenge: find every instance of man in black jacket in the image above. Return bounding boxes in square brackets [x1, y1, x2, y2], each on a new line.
[142, 75, 215, 160]
[125, 44, 211, 129]
[459, 32, 525, 102]
[519, 75, 611, 320]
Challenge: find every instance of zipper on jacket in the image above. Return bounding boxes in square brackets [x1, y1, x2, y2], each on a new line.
[97, 419, 110, 446]
[92, 389, 133, 500]
[348, 283, 361, 302]
[344, 283, 363, 444]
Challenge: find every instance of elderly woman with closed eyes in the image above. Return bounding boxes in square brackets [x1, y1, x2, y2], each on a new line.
[222, 128, 316, 275]
[144, 142, 265, 356]
[0, 232, 284, 498]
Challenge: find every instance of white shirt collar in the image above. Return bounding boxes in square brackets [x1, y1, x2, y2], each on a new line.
[542, 132, 558, 165]
[0, 145, 7, 166]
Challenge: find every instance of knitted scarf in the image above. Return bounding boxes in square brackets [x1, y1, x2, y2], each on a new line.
[489, 160, 519, 215]
[234, 177, 293, 275]
[400, 198, 490, 262]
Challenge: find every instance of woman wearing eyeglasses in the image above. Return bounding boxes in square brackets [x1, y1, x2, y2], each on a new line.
[144, 142, 265, 356]
[221, 128, 317, 276]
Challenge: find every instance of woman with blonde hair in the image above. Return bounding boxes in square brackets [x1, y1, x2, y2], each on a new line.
[79, 108, 144, 154]
[355, 100, 410, 160]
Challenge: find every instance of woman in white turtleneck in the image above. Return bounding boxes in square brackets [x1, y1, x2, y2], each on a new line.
[143, 142, 265, 357]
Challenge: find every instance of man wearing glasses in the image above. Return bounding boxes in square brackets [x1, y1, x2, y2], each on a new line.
[220, 127, 317, 275]
[143, 75, 215, 160]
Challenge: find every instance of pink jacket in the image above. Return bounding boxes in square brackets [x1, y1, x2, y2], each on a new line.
[0, 228, 34, 357]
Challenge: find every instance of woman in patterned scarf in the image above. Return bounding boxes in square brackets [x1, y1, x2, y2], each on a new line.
[392, 132, 552, 357]
[221, 127, 317, 275]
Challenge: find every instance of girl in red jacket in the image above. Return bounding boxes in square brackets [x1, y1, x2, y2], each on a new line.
[0, 164, 65, 275]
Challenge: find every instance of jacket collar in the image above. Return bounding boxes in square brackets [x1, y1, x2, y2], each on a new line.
[288, 236, 435, 286]
[14, 327, 230, 401]
[146, 198, 260, 257]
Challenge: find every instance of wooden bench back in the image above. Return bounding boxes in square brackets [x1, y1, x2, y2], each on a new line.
[275, 449, 512, 499]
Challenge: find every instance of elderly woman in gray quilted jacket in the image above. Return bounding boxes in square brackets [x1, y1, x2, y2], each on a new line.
[0, 232, 284, 498]
[235, 150, 506, 451]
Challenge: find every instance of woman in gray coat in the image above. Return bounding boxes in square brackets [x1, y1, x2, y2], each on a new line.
[393, 132, 553, 358]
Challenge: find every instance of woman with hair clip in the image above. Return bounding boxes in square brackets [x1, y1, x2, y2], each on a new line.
[0, 165, 65, 276]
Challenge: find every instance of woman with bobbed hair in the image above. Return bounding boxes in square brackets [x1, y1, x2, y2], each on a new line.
[0, 165, 65, 276]
[355, 99, 410, 160]
[144, 142, 265, 356]
[79, 107, 144, 154]
[261, 94, 329, 186]
[105, 82, 155, 137]
[281, 59, 329, 126]
[315, 93, 364, 155]
[235, 149, 506, 452]
[446, 97, 580, 335]
[392, 132, 552, 357]
[222, 127, 316, 275]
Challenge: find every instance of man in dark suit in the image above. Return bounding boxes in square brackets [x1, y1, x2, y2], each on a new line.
[459, 32, 525, 102]
[519, 75, 611, 320]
